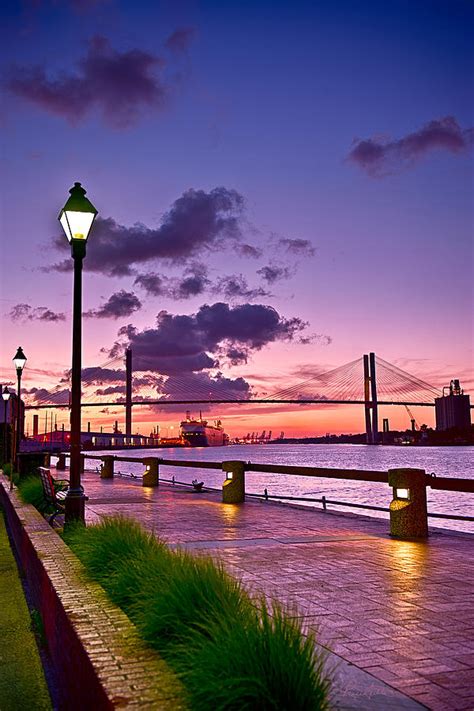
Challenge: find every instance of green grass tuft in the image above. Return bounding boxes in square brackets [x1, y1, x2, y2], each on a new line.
[17, 475, 52, 514]
[176, 600, 330, 710]
[64, 516, 330, 710]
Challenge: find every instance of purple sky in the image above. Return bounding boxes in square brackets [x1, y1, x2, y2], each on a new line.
[1, 0, 473, 436]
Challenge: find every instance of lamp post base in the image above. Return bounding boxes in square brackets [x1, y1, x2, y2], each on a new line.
[64, 488, 86, 525]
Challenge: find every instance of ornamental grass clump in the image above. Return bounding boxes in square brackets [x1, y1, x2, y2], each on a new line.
[17, 475, 51, 514]
[64, 516, 330, 710]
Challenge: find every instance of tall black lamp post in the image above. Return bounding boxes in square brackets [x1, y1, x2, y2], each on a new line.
[58, 182, 98, 524]
[2, 386, 10, 466]
[12, 347, 27, 469]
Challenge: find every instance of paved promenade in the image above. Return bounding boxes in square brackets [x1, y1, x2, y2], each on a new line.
[79, 469, 473, 710]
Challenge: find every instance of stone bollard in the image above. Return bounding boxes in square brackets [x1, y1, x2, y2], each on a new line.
[222, 461, 246, 503]
[56, 453, 66, 471]
[388, 468, 428, 539]
[43, 452, 51, 467]
[143, 458, 159, 487]
[100, 456, 115, 479]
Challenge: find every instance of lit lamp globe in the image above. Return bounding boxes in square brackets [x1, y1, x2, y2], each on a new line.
[13, 347, 27, 373]
[2, 387, 11, 402]
[58, 182, 98, 256]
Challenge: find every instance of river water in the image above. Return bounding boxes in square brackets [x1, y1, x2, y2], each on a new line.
[83, 444, 473, 534]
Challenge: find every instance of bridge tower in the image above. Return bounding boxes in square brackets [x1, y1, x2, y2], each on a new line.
[369, 352, 379, 444]
[363, 352, 379, 444]
[363, 354, 372, 444]
[125, 348, 132, 443]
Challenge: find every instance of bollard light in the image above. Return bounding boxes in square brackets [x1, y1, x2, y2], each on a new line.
[395, 488, 410, 500]
[227, 471, 233, 480]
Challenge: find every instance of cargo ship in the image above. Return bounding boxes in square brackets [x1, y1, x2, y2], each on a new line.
[180, 412, 229, 447]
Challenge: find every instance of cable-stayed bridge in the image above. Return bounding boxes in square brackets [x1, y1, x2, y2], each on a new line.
[23, 352, 448, 443]
[23, 353, 441, 409]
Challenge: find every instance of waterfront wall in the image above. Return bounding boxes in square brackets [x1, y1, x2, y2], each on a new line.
[0, 475, 183, 710]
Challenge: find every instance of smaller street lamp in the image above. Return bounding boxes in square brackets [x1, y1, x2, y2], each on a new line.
[2, 387, 10, 468]
[12, 347, 27, 469]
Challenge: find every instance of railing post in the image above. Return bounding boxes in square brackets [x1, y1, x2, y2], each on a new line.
[43, 452, 51, 467]
[388, 468, 428, 539]
[100, 456, 115, 479]
[222, 461, 245, 503]
[80, 454, 85, 473]
[56, 453, 67, 471]
[143, 457, 159, 487]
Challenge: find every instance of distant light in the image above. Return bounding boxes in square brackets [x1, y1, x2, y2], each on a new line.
[395, 488, 410, 500]
[13, 346, 27, 372]
[58, 182, 97, 243]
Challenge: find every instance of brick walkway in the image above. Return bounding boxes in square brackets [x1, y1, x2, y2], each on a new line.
[81, 470, 474, 711]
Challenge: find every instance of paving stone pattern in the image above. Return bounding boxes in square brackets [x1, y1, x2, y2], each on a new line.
[84, 471, 474, 711]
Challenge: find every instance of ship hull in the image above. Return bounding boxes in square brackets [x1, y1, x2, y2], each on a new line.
[180, 422, 228, 447]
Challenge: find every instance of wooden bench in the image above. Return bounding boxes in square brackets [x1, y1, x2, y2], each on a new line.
[38, 467, 69, 524]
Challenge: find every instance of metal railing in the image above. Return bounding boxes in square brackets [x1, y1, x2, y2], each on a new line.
[50, 451, 474, 525]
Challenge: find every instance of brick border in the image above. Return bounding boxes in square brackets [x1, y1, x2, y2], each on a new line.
[0, 476, 185, 710]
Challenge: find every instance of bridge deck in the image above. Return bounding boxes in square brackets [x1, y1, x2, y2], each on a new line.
[78, 469, 473, 710]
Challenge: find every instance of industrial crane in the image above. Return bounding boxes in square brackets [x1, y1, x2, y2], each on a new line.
[404, 405, 419, 431]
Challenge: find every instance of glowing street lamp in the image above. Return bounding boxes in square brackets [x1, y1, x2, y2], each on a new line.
[59, 182, 98, 524]
[12, 347, 27, 468]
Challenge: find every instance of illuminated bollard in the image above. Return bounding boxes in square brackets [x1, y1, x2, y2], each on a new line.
[43, 452, 51, 467]
[56, 453, 66, 471]
[222, 461, 245, 503]
[143, 457, 159, 487]
[100, 456, 114, 479]
[388, 468, 428, 539]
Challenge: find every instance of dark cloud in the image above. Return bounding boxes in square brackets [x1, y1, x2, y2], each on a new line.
[160, 371, 251, 402]
[9, 303, 66, 322]
[165, 27, 196, 53]
[169, 262, 211, 300]
[225, 346, 251, 366]
[50, 187, 245, 275]
[24, 387, 70, 405]
[175, 274, 208, 299]
[347, 116, 474, 177]
[237, 243, 263, 258]
[134, 273, 166, 296]
[277, 238, 316, 257]
[8, 35, 167, 128]
[299, 333, 332, 346]
[108, 302, 308, 375]
[84, 290, 141, 319]
[94, 385, 126, 396]
[134, 263, 210, 300]
[213, 274, 271, 300]
[257, 264, 293, 284]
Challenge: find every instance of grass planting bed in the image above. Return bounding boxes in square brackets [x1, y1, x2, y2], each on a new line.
[63, 516, 331, 711]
